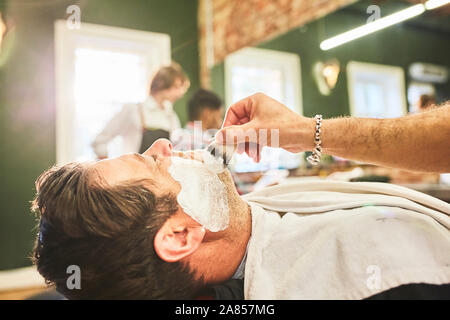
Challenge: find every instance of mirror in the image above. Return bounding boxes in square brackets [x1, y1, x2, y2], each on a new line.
[209, 0, 450, 173]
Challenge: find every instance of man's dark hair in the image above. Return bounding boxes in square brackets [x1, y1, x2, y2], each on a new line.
[31, 162, 204, 299]
[188, 89, 222, 121]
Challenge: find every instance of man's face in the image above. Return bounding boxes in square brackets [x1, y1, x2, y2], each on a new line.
[93, 139, 179, 197]
[90, 139, 249, 282]
[92, 138, 235, 205]
[163, 78, 189, 103]
[200, 106, 224, 130]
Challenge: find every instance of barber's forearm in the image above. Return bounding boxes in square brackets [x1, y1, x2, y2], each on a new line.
[301, 106, 450, 172]
[320, 117, 409, 168]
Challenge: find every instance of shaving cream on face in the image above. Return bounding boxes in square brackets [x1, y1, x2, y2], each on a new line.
[199, 149, 227, 174]
[167, 156, 229, 232]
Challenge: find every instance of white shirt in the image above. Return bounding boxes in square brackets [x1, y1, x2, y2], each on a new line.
[91, 96, 181, 158]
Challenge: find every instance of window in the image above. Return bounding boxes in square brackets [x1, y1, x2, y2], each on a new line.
[224, 47, 302, 172]
[347, 61, 407, 118]
[55, 21, 170, 164]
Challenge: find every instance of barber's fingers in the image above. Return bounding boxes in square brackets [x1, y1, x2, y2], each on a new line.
[245, 142, 262, 163]
[236, 142, 262, 163]
[236, 143, 245, 154]
[216, 122, 257, 146]
[222, 97, 255, 128]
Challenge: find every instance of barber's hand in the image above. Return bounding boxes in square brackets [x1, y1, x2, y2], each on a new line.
[216, 93, 315, 161]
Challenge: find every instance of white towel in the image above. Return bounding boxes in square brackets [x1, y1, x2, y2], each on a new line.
[242, 181, 450, 299]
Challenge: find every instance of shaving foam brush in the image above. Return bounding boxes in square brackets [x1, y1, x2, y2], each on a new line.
[205, 142, 236, 166]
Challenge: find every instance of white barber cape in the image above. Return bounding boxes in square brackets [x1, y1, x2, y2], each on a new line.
[242, 180, 450, 299]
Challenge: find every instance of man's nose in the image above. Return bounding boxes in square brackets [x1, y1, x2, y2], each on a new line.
[142, 138, 173, 157]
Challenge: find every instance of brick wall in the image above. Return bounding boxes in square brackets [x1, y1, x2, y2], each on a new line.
[198, 0, 358, 87]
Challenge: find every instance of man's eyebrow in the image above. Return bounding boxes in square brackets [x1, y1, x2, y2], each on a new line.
[132, 153, 147, 163]
[132, 153, 158, 167]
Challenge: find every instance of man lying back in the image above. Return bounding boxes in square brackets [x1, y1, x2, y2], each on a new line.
[32, 139, 450, 299]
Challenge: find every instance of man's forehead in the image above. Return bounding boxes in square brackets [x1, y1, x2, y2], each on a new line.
[93, 154, 148, 185]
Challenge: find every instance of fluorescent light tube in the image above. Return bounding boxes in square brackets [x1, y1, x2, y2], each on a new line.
[425, 0, 450, 10]
[320, 4, 425, 50]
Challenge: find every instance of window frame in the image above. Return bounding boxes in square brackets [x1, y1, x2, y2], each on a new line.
[54, 20, 170, 164]
[347, 61, 407, 118]
[224, 47, 302, 115]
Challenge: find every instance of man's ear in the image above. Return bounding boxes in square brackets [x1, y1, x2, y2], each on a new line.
[154, 224, 206, 263]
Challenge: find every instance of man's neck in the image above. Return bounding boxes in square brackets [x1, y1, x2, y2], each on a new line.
[187, 198, 252, 285]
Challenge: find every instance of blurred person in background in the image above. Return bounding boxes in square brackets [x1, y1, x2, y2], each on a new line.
[91, 62, 190, 159]
[172, 89, 224, 151]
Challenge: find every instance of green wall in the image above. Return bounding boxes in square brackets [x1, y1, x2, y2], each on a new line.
[0, 0, 199, 270]
[211, 2, 450, 118]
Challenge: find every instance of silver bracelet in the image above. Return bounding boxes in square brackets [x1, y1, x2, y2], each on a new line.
[307, 114, 323, 166]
